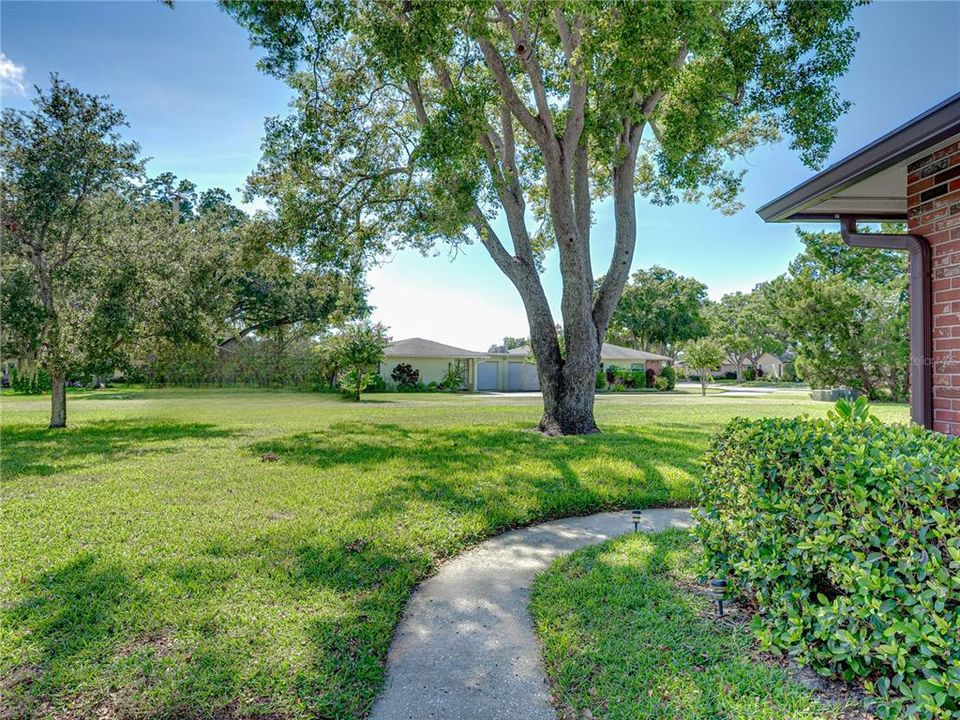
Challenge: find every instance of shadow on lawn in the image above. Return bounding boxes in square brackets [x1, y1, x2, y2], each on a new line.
[1, 420, 236, 479]
[2, 553, 246, 719]
[2, 554, 145, 715]
[252, 420, 706, 517]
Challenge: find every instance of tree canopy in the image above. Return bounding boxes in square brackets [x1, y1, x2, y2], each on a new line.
[223, 0, 860, 434]
[775, 228, 909, 399]
[605, 265, 708, 354]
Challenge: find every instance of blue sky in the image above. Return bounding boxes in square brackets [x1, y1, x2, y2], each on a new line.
[2, 1, 958, 349]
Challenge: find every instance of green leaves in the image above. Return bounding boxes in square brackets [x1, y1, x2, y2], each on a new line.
[695, 417, 960, 719]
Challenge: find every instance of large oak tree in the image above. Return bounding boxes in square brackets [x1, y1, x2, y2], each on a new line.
[224, 0, 860, 434]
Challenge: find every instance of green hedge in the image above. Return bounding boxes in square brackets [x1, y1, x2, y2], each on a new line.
[695, 415, 960, 719]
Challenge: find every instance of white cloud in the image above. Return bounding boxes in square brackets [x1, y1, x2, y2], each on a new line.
[0, 53, 26, 96]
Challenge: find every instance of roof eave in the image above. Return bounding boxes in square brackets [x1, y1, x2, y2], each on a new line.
[757, 92, 960, 223]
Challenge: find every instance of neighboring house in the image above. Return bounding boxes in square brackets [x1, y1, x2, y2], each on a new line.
[381, 338, 671, 392]
[718, 351, 794, 378]
[478, 343, 672, 392]
[758, 92, 959, 435]
[380, 338, 487, 390]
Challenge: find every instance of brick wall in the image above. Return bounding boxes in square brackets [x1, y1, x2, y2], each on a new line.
[907, 140, 960, 436]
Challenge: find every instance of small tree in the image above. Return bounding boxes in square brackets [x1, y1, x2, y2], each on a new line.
[684, 338, 725, 397]
[331, 322, 389, 401]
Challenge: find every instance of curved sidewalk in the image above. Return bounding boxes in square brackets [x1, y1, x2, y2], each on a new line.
[369, 508, 693, 720]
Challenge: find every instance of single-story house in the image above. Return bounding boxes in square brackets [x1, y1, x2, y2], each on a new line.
[381, 338, 672, 392]
[758, 92, 960, 435]
[379, 338, 487, 391]
[719, 351, 795, 379]
[477, 343, 672, 392]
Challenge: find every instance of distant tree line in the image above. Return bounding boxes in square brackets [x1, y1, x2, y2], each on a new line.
[603, 227, 909, 401]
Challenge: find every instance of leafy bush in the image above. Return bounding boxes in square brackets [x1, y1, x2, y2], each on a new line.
[438, 363, 466, 391]
[659, 365, 676, 390]
[743, 366, 757, 381]
[653, 376, 669, 391]
[675, 365, 687, 380]
[596, 368, 607, 390]
[605, 365, 619, 386]
[365, 373, 387, 393]
[695, 408, 960, 719]
[338, 369, 379, 398]
[782, 362, 798, 382]
[390, 362, 420, 390]
[612, 382, 626, 392]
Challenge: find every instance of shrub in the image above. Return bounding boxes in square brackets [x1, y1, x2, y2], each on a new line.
[653, 376, 669, 391]
[675, 365, 687, 380]
[695, 409, 960, 719]
[644, 368, 656, 388]
[390, 362, 420, 390]
[338, 369, 382, 398]
[782, 362, 798, 382]
[743, 366, 757, 381]
[612, 382, 626, 392]
[605, 365, 619, 385]
[595, 368, 607, 390]
[438, 363, 465, 391]
[659, 365, 676, 390]
[365, 373, 388, 392]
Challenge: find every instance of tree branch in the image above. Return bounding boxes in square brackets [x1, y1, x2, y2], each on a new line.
[476, 36, 548, 146]
[494, 0, 555, 139]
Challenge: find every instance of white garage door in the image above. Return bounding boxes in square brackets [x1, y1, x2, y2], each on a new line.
[507, 362, 540, 391]
[476, 361, 498, 391]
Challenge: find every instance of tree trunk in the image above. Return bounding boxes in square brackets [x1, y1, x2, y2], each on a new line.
[537, 356, 599, 435]
[50, 374, 67, 428]
[699, 369, 708, 397]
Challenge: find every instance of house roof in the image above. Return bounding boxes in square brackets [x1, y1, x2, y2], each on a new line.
[504, 343, 671, 362]
[599, 343, 672, 362]
[757, 92, 960, 223]
[384, 337, 487, 358]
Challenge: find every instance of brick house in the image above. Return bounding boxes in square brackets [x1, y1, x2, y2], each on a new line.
[759, 93, 960, 435]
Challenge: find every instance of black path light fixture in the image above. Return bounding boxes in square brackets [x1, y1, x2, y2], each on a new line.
[631, 509, 643, 532]
[709, 578, 728, 617]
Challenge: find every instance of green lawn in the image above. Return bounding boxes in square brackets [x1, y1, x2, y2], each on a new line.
[531, 531, 845, 720]
[0, 388, 907, 719]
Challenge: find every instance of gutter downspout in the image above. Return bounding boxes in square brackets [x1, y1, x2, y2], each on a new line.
[839, 216, 932, 429]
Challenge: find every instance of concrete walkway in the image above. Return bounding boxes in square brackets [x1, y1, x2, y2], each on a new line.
[369, 508, 693, 720]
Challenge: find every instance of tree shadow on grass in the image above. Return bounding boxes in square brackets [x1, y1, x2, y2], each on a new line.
[251, 420, 705, 523]
[2, 554, 145, 714]
[2, 553, 247, 719]
[1, 420, 237, 480]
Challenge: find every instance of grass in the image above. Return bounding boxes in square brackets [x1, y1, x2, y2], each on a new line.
[0, 388, 907, 719]
[531, 531, 844, 720]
